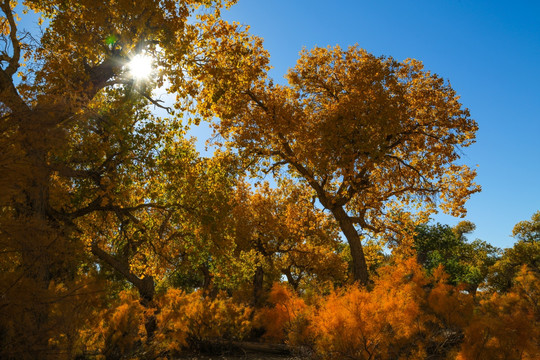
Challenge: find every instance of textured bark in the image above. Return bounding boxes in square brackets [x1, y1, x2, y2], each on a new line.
[330, 206, 369, 285]
[252, 265, 265, 307]
[13, 112, 57, 358]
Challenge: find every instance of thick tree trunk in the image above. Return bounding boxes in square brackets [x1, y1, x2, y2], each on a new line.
[0, 31, 119, 355]
[138, 275, 158, 342]
[252, 265, 264, 307]
[200, 264, 213, 294]
[330, 206, 369, 285]
[283, 157, 370, 285]
[14, 117, 58, 359]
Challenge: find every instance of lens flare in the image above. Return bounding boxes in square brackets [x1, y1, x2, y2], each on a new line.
[128, 54, 153, 80]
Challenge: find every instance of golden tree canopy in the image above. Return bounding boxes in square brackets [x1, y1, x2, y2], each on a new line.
[199, 44, 480, 283]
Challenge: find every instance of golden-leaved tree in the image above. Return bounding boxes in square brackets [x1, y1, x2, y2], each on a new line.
[229, 180, 346, 305]
[197, 45, 480, 284]
[0, 0, 265, 358]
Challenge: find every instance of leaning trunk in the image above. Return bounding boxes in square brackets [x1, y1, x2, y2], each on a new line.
[330, 206, 370, 285]
[91, 243, 158, 340]
[283, 267, 300, 291]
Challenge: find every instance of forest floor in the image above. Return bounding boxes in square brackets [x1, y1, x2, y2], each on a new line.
[174, 349, 311, 359]
[173, 341, 311, 359]
[176, 357, 307, 360]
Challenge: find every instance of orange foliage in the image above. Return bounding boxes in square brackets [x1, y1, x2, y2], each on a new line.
[309, 258, 429, 359]
[428, 265, 474, 329]
[457, 266, 539, 360]
[78, 288, 253, 357]
[181, 291, 253, 344]
[0, 0, 247, 357]
[0, 275, 106, 360]
[204, 43, 480, 283]
[154, 288, 190, 352]
[307, 258, 480, 359]
[74, 262, 536, 360]
[80, 290, 146, 360]
[156, 288, 252, 351]
[255, 283, 310, 344]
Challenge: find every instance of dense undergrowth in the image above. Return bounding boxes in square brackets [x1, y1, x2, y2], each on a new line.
[68, 258, 538, 360]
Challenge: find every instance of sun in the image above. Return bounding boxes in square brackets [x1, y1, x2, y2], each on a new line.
[128, 53, 153, 80]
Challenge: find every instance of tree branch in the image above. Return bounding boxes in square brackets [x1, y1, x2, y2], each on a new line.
[245, 89, 269, 112]
[0, 2, 31, 112]
[137, 90, 173, 114]
[67, 201, 168, 220]
[0, 0, 21, 76]
[91, 240, 153, 301]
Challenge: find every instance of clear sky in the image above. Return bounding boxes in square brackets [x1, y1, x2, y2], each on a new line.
[214, 0, 540, 249]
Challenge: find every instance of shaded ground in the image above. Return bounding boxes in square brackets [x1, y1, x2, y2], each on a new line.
[175, 350, 310, 360]
[177, 357, 307, 360]
[173, 341, 311, 359]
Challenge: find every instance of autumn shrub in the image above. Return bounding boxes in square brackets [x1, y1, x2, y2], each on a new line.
[45, 278, 109, 359]
[309, 258, 433, 360]
[255, 282, 312, 345]
[0, 276, 105, 360]
[411, 265, 474, 359]
[457, 265, 539, 360]
[428, 266, 474, 329]
[79, 290, 147, 360]
[153, 288, 191, 354]
[156, 288, 253, 353]
[184, 291, 253, 345]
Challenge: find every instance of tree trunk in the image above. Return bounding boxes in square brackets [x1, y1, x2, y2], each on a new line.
[0, 37, 120, 356]
[200, 264, 213, 295]
[91, 243, 158, 340]
[252, 265, 264, 307]
[283, 267, 300, 291]
[14, 116, 58, 359]
[138, 275, 158, 343]
[330, 206, 370, 285]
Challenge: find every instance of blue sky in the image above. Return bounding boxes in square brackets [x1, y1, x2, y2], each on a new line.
[214, 0, 540, 249]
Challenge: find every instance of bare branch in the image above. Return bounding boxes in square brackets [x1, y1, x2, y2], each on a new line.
[349, 215, 380, 233]
[137, 90, 173, 114]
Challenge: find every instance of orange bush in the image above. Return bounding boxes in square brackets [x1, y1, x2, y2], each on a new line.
[79, 290, 146, 360]
[71, 263, 539, 360]
[154, 288, 191, 353]
[254, 259, 473, 359]
[156, 288, 252, 351]
[309, 258, 429, 359]
[183, 291, 253, 344]
[457, 266, 539, 360]
[255, 282, 311, 344]
[428, 266, 474, 329]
